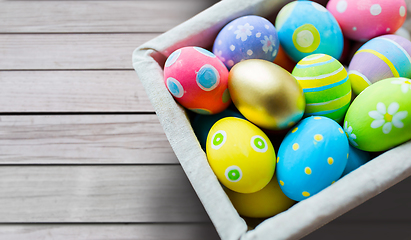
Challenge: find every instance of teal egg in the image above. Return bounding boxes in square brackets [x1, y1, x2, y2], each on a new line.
[275, 1, 343, 62]
[341, 145, 371, 177]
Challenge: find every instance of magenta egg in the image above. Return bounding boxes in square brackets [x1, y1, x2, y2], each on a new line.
[163, 46, 231, 115]
[327, 0, 407, 41]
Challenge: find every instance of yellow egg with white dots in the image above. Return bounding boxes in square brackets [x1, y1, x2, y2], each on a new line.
[206, 117, 276, 193]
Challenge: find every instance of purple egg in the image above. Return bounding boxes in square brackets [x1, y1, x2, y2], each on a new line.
[348, 34, 411, 95]
[213, 15, 279, 69]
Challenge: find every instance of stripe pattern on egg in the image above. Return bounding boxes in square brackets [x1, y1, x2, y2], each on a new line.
[292, 54, 351, 123]
[348, 34, 411, 95]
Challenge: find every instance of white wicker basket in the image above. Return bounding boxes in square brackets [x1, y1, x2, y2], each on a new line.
[132, 1, 411, 239]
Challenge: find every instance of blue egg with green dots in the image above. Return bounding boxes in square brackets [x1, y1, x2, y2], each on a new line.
[275, 0, 343, 62]
[191, 109, 244, 150]
[276, 116, 349, 201]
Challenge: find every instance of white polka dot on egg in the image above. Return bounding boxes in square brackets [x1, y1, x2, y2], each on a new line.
[400, 6, 406, 17]
[370, 4, 382, 16]
[230, 45, 235, 51]
[247, 49, 253, 56]
[336, 0, 347, 13]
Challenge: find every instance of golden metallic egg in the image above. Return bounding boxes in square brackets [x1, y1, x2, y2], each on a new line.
[228, 59, 305, 130]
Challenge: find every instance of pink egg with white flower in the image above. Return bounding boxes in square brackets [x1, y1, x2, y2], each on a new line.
[327, 0, 407, 42]
[163, 46, 231, 115]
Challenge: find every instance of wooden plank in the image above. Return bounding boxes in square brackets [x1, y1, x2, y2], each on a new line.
[0, 33, 159, 70]
[0, 70, 154, 112]
[0, 224, 220, 240]
[0, 165, 209, 223]
[0, 115, 178, 164]
[304, 222, 411, 240]
[0, 1, 218, 33]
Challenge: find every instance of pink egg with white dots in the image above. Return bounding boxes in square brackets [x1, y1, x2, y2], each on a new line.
[163, 46, 231, 115]
[327, 0, 407, 42]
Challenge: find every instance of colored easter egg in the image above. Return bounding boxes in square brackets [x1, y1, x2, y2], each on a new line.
[327, 0, 407, 42]
[341, 145, 371, 177]
[344, 77, 411, 152]
[292, 54, 351, 123]
[224, 175, 295, 218]
[163, 46, 231, 114]
[206, 117, 276, 193]
[275, 1, 343, 62]
[191, 109, 244, 150]
[229, 59, 305, 130]
[348, 34, 411, 95]
[276, 116, 349, 201]
[213, 15, 279, 69]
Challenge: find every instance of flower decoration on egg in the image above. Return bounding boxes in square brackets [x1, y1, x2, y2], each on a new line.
[391, 78, 411, 93]
[368, 102, 408, 134]
[261, 35, 278, 57]
[343, 121, 358, 147]
[234, 23, 254, 41]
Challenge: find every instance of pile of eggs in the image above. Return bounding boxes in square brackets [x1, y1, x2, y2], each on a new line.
[163, 0, 411, 219]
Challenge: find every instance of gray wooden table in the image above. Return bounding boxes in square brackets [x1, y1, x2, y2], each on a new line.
[1, 0, 411, 239]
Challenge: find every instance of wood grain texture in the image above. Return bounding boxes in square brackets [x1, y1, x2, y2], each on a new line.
[0, 1, 219, 33]
[0, 224, 220, 240]
[0, 165, 210, 223]
[0, 70, 154, 112]
[0, 33, 159, 70]
[0, 115, 178, 164]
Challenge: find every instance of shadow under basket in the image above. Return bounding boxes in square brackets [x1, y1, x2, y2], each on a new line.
[132, 0, 411, 239]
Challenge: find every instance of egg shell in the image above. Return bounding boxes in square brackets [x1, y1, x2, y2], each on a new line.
[276, 116, 349, 201]
[228, 59, 305, 130]
[224, 175, 295, 218]
[213, 15, 279, 69]
[344, 77, 411, 152]
[206, 117, 276, 193]
[191, 109, 244, 150]
[163, 46, 231, 114]
[292, 54, 351, 123]
[348, 34, 411, 95]
[326, 0, 407, 42]
[275, 1, 344, 62]
[341, 145, 371, 177]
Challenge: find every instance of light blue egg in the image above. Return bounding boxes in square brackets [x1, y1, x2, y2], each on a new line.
[341, 145, 371, 177]
[276, 116, 348, 201]
[275, 1, 343, 62]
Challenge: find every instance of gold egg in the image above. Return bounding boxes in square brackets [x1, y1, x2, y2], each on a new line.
[228, 59, 305, 130]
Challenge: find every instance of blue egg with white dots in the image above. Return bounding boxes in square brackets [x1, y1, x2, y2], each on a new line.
[275, 1, 343, 62]
[276, 116, 348, 201]
[213, 15, 279, 69]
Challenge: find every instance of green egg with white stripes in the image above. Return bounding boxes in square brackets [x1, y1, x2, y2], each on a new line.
[292, 54, 351, 123]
